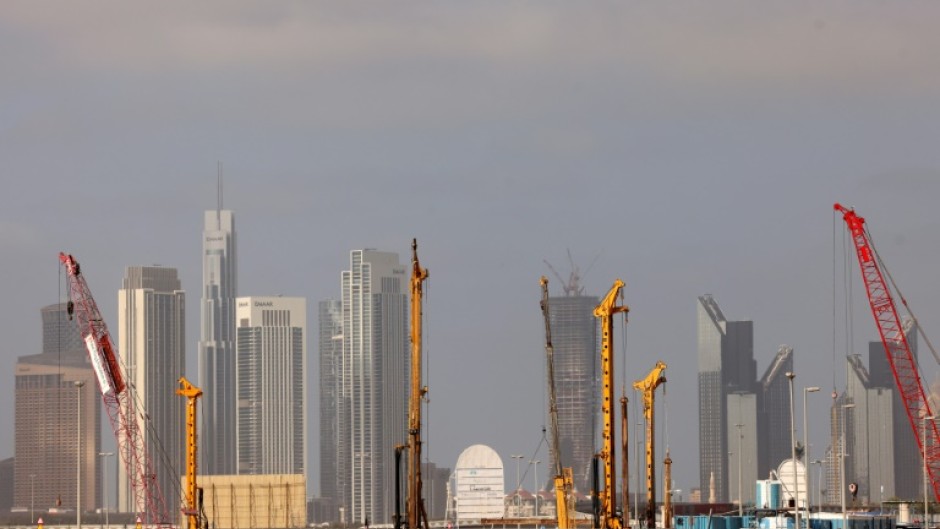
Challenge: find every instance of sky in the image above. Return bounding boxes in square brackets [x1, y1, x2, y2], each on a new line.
[3, 1, 940, 502]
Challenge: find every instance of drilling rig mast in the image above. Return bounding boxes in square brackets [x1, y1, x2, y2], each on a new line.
[593, 280, 629, 529]
[407, 239, 430, 529]
[540, 277, 574, 529]
[59, 252, 171, 526]
[633, 362, 666, 529]
[177, 377, 205, 529]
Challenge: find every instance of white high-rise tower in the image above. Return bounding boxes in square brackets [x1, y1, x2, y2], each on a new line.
[199, 198, 237, 475]
[117, 266, 185, 513]
[235, 296, 307, 476]
[341, 250, 408, 525]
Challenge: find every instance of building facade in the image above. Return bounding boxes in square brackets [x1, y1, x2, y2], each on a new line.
[340, 250, 408, 525]
[118, 266, 186, 513]
[318, 299, 343, 516]
[726, 393, 758, 507]
[15, 350, 100, 514]
[545, 292, 599, 494]
[236, 296, 306, 475]
[41, 302, 84, 354]
[757, 346, 794, 478]
[199, 209, 238, 475]
[697, 295, 756, 502]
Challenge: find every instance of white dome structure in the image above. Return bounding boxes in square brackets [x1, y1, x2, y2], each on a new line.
[454, 444, 505, 521]
[776, 458, 808, 508]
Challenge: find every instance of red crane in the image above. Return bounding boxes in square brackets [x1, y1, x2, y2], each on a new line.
[59, 253, 171, 526]
[834, 204, 940, 501]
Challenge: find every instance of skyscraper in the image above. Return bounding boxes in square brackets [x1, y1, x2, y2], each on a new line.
[117, 266, 186, 513]
[697, 295, 755, 502]
[340, 250, 408, 525]
[545, 291, 599, 493]
[15, 350, 100, 514]
[757, 346, 794, 478]
[199, 208, 238, 475]
[236, 296, 307, 476]
[869, 319, 920, 500]
[41, 302, 84, 354]
[318, 299, 343, 515]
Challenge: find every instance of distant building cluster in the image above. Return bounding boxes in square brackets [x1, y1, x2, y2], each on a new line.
[6, 193, 929, 527]
[696, 295, 922, 510]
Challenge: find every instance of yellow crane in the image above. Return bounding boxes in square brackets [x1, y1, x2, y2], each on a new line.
[176, 377, 206, 529]
[593, 280, 629, 529]
[632, 362, 666, 529]
[406, 239, 430, 529]
[539, 277, 574, 529]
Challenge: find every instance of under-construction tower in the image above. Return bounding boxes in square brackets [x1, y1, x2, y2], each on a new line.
[543, 259, 600, 493]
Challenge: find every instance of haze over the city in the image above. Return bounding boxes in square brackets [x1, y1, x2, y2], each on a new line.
[3, 2, 940, 497]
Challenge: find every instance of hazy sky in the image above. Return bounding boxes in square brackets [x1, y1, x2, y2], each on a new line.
[3, 2, 940, 500]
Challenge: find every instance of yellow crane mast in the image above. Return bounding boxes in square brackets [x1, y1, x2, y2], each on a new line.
[632, 362, 666, 529]
[407, 239, 430, 529]
[539, 277, 574, 529]
[593, 280, 629, 529]
[177, 377, 205, 529]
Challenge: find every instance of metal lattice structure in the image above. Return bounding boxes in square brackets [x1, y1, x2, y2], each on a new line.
[834, 204, 940, 501]
[59, 253, 171, 526]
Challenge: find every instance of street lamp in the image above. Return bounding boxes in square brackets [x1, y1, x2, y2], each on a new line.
[925, 415, 935, 528]
[75, 380, 84, 529]
[531, 460, 541, 517]
[511, 455, 524, 491]
[734, 424, 744, 517]
[812, 460, 824, 511]
[99, 452, 114, 529]
[804, 387, 820, 514]
[786, 372, 800, 529]
[841, 403, 856, 529]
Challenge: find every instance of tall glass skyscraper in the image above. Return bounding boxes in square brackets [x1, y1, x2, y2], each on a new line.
[697, 295, 755, 503]
[199, 208, 237, 475]
[118, 266, 186, 513]
[340, 250, 408, 525]
[235, 296, 307, 476]
[318, 299, 343, 515]
[545, 291, 599, 494]
[757, 345, 794, 478]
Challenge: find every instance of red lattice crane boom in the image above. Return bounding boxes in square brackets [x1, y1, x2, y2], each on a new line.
[834, 204, 940, 501]
[59, 253, 172, 526]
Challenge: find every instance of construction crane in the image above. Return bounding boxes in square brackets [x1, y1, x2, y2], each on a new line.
[633, 362, 666, 529]
[177, 377, 205, 529]
[834, 203, 940, 501]
[593, 280, 629, 529]
[406, 239, 430, 529]
[539, 277, 574, 529]
[59, 253, 171, 526]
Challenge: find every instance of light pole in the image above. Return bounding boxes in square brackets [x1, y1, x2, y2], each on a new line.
[804, 387, 820, 514]
[925, 415, 935, 527]
[99, 452, 114, 529]
[531, 460, 541, 517]
[75, 380, 84, 529]
[812, 460, 824, 511]
[841, 403, 855, 529]
[786, 372, 800, 529]
[511, 454, 524, 516]
[511, 455, 524, 491]
[30, 473, 35, 524]
[734, 423, 744, 516]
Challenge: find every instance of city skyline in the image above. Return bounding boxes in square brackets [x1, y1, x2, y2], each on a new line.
[3, 2, 940, 504]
